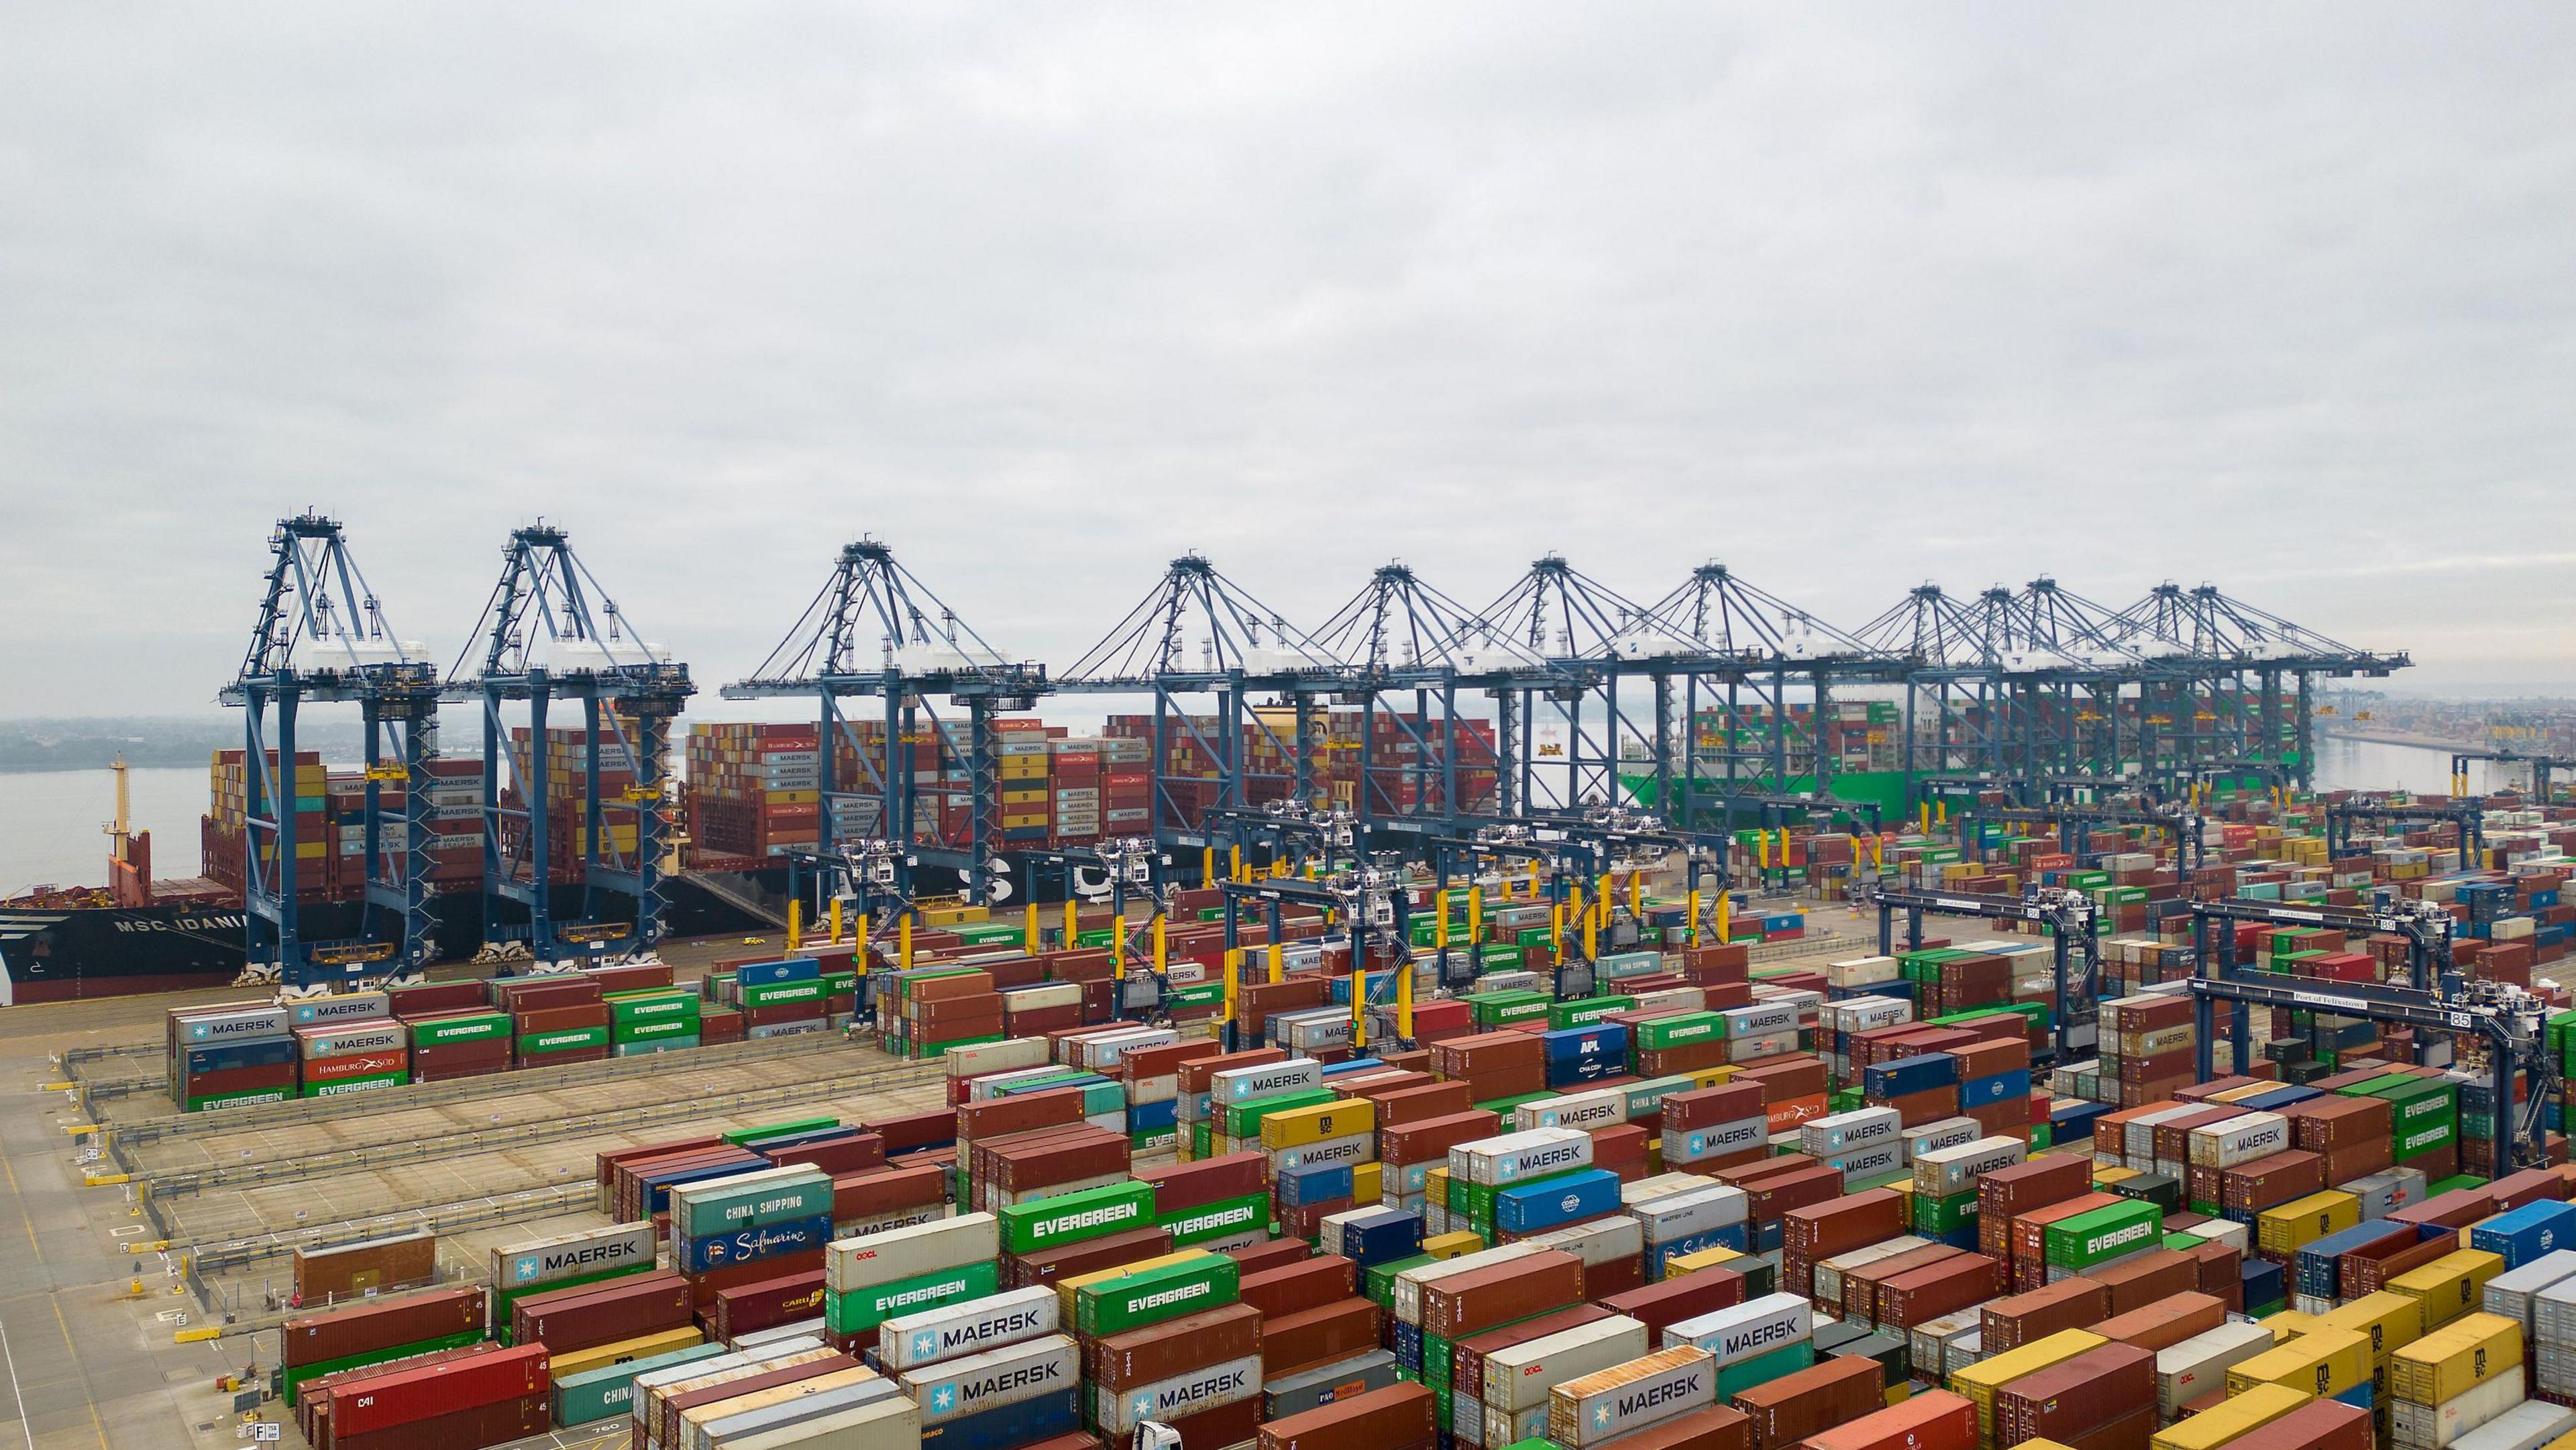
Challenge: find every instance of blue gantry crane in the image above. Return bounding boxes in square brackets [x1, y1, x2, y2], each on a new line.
[445, 524, 692, 966]
[724, 538, 1047, 913]
[221, 513, 440, 989]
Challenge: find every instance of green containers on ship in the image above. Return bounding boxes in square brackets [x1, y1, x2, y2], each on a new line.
[517, 1024, 610, 1057]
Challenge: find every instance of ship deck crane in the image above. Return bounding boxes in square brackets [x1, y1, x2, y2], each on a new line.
[221, 513, 439, 990]
[445, 524, 692, 967]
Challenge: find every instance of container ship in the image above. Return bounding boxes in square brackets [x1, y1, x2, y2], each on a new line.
[0, 705, 1505, 1002]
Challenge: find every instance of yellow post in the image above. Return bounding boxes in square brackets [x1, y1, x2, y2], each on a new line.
[1352, 966, 1366, 1049]
[1936, 800, 1948, 825]
[1758, 833, 1769, 871]
[856, 911, 869, 957]
[787, 898, 802, 953]
[1870, 833, 1884, 868]
[1715, 891, 1731, 945]
[898, 913, 914, 970]
[1596, 873, 1611, 925]
[828, 896, 844, 944]
[1686, 886, 1702, 944]
[1397, 955, 1413, 1040]
[1153, 914, 1168, 974]
[1063, 898, 1077, 949]
[1202, 846, 1215, 887]
[1269, 939, 1284, 984]
[1223, 947, 1241, 1029]
[1435, 896, 1450, 951]
[1627, 870, 1642, 919]
[1023, 902, 1038, 953]
[1919, 801, 1931, 831]
[1551, 900, 1566, 964]
[1468, 884, 1483, 943]
[1583, 904, 1598, 963]
[1230, 845, 1243, 882]
[1526, 864, 1540, 899]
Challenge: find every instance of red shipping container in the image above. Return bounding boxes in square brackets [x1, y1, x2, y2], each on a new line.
[712, 1270, 826, 1341]
[325, 1343, 548, 1439]
[1792, 1388, 1977, 1450]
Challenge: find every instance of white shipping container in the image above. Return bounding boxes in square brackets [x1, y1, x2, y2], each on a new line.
[1913, 1137, 2027, 1197]
[1626, 1184, 1749, 1245]
[1900, 1117, 1982, 1161]
[1095, 1354, 1265, 1438]
[2390, 1374, 2522, 1450]
[878, 1286, 1058, 1372]
[1550, 1346, 1717, 1449]
[1517, 1089, 1628, 1134]
[943, 1038, 1051, 1078]
[1451, 1129, 1593, 1186]
[1483, 1316, 1654, 1412]
[1521, 1215, 1646, 1270]
[1213, 1057, 1324, 1104]
[1665, 1292, 1813, 1365]
[718, 1388, 920, 1450]
[2156, 1321, 2275, 1418]
[1799, 1106, 1899, 1157]
[825, 1213, 998, 1293]
[2187, 1112, 2290, 1170]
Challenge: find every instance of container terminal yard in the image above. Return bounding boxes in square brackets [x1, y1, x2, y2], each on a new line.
[11, 517, 2576, 1450]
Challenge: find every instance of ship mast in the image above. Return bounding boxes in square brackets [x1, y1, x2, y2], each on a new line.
[103, 754, 130, 865]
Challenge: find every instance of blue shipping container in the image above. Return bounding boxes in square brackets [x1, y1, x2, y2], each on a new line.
[1864, 1053, 1957, 1098]
[1539, 1025, 1629, 1065]
[1644, 1223, 1750, 1277]
[1340, 1208, 1424, 1267]
[929, 1386, 1081, 1450]
[1495, 1169, 1623, 1236]
[1277, 1161, 1355, 1210]
[184, 1039, 299, 1074]
[2471, 1200, 2576, 1269]
[678, 1212, 835, 1274]
[1960, 1070, 2031, 1109]
[2294, 1221, 2412, 1300]
[735, 958, 823, 986]
[1126, 1098, 1178, 1133]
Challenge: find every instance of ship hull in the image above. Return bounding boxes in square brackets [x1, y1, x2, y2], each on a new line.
[0, 855, 1076, 1004]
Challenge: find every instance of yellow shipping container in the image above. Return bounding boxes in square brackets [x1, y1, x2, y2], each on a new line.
[2390, 1312, 2521, 1406]
[2318, 1291, 2425, 1362]
[2256, 1191, 2360, 1257]
[2210, 1083, 2275, 1104]
[1353, 1162, 1382, 1203]
[2387, 1250, 2507, 1333]
[2094, 1166, 2141, 1188]
[1421, 1231, 1485, 1260]
[2259, 1310, 2324, 1343]
[1664, 1244, 1750, 1278]
[2226, 1326, 2371, 1399]
[1951, 1329, 2108, 1445]
[1259, 1098, 1376, 1151]
[2147, 1384, 2312, 1450]
[547, 1325, 704, 1380]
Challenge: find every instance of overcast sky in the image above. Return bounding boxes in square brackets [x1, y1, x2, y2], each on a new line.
[5, 5, 2572, 718]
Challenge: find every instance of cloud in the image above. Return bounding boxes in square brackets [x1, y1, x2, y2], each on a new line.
[3, 3, 2573, 713]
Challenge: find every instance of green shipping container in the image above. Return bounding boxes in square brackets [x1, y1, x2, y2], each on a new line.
[184, 1086, 292, 1113]
[1913, 1188, 1978, 1235]
[724, 1115, 841, 1148]
[409, 1012, 511, 1046]
[1163, 982, 1225, 1011]
[614, 1016, 696, 1043]
[2044, 1200, 2163, 1272]
[824, 1261, 998, 1335]
[1548, 996, 1635, 1031]
[1635, 1013, 1726, 1051]
[1715, 1341, 1814, 1398]
[551, 1341, 727, 1427]
[604, 991, 699, 1024]
[999, 1181, 1155, 1255]
[1366, 1254, 1435, 1312]
[1468, 991, 1551, 1028]
[1075, 1253, 1241, 1337]
[301, 1072, 405, 1099]
[518, 1025, 610, 1055]
[741, 979, 826, 1008]
[674, 1172, 835, 1239]
[1159, 1193, 1267, 1247]
[2375, 1079, 2457, 1131]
